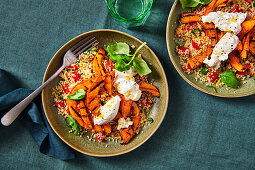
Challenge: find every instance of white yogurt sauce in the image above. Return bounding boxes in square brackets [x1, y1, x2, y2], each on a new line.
[202, 11, 247, 34]
[114, 68, 142, 101]
[203, 32, 239, 69]
[94, 95, 121, 125]
[117, 117, 133, 130]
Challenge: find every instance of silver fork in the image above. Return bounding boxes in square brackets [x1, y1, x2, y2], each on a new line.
[1, 36, 99, 126]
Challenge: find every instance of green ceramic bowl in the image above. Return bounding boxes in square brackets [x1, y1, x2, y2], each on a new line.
[166, 0, 255, 98]
[42, 29, 168, 157]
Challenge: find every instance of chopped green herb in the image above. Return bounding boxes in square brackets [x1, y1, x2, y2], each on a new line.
[100, 100, 107, 105]
[77, 59, 82, 63]
[148, 117, 154, 124]
[201, 66, 208, 75]
[67, 89, 86, 100]
[84, 57, 88, 63]
[191, 28, 201, 37]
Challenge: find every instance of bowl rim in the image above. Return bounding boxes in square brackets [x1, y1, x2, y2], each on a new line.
[42, 29, 169, 157]
[166, 0, 255, 98]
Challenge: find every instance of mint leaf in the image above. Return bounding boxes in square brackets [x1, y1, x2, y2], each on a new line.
[133, 57, 151, 75]
[66, 116, 80, 135]
[67, 89, 86, 100]
[220, 71, 238, 88]
[107, 42, 130, 55]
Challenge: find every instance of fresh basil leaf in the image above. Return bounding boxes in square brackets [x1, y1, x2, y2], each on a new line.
[115, 59, 131, 71]
[107, 42, 130, 55]
[66, 116, 80, 135]
[67, 89, 86, 100]
[133, 57, 151, 75]
[220, 71, 238, 88]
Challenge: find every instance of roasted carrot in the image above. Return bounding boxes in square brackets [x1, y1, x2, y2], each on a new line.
[201, 22, 218, 48]
[79, 100, 92, 130]
[102, 123, 111, 134]
[238, 20, 255, 39]
[240, 34, 250, 59]
[94, 124, 103, 133]
[205, 0, 228, 15]
[228, 52, 243, 72]
[104, 73, 113, 94]
[121, 95, 132, 119]
[67, 99, 78, 112]
[180, 13, 202, 24]
[139, 82, 160, 97]
[250, 38, 255, 56]
[131, 102, 140, 132]
[69, 106, 85, 128]
[188, 46, 213, 69]
[93, 49, 106, 77]
[120, 128, 134, 144]
[87, 98, 100, 112]
[236, 41, 243, 51]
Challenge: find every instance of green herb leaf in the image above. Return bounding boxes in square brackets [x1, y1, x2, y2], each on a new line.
[107, 42, 130, 56]
[148, 117, 154, 124]
[201, 66, 208, 75]
[133, 57, 151, 75]
[220, 71, 238, 88]
[67, 89, 86, 100]
[110, 54, 131, 63]
[115, 59, 131, 72]
[179, 0, 212, 8]
[66, 116, 80, 135]
[191, 28, 201, 36]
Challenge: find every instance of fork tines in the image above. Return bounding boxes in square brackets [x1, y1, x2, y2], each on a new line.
[71, 36, 99, 57]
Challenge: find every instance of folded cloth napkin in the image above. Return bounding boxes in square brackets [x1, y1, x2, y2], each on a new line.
[0, 69, 75, 160]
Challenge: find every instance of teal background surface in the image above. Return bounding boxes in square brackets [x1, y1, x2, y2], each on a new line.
[1, 0, 255, 169]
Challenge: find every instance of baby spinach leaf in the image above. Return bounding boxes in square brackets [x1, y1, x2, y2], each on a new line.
[201, 66, 208, 75]
[107, 42, 130, 55]
[133, 57, 151, 75]
[66, 116, 79, 135]
[67, 89, 86, 100]
[115, 59, 131, 72]
[179, 0, 212, 8]
[220, 71, 238, 88]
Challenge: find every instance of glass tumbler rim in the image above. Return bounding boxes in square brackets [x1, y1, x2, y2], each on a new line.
[104, 0, 153, 22]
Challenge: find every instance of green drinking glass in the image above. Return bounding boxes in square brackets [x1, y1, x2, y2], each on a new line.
[105, 0, 153, 28]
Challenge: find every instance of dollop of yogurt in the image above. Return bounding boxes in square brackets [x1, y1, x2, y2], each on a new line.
[203, 32, 239, 69]
[94, 95, 121, 125]
[202, 11, 247, 34]
[117, 118, 133, 130]
[114, 68, 142, 101]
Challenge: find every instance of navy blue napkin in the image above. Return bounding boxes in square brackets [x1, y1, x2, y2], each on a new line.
[0, 69, 75, 160]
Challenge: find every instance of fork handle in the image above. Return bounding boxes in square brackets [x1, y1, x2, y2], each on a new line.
[1, 65, 65, 126]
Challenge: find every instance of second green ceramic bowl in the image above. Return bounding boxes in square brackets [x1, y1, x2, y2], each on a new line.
[42, 29, 168, 156]
[166, 0, 255, 98]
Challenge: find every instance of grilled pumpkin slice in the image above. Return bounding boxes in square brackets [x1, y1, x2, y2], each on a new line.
[139, 82, 160, 97]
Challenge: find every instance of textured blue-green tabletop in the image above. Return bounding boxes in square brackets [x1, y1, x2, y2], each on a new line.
[1, 0, 255, 169]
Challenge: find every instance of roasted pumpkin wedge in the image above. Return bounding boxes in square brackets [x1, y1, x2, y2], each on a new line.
[139, 82, 160, 97]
